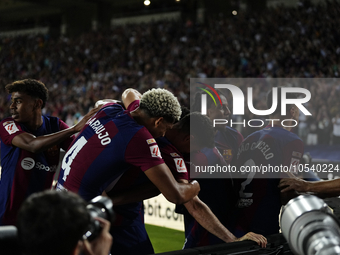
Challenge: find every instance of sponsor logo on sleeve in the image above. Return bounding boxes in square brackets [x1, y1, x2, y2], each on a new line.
[146, 138, 156, 145]
[3, 121, 19, 135]
[174, 158, 187, 173]
[149, 145, 162, 158]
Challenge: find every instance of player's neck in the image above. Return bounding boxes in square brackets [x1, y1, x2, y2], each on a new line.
[25, 113, 43, 131]
[131, 109, 155, 129]
[130, 109, 144, 125]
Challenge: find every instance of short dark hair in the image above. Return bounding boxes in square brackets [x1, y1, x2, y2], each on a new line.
[180, 106, 190, 120]
[17, 191, 91, 255]
[175, 112, 215, 148]
[5, 79, 48, 108]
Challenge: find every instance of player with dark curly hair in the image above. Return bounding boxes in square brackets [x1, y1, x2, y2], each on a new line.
[0, 79, 98, 225]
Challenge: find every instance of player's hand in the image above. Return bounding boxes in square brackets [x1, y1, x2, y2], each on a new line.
[95, 99, 122, 108]
[73, 106, 101, 132]
[278, 178, 310, 193]
[236, 232, 267, 248]
[82, 217, 112, 255]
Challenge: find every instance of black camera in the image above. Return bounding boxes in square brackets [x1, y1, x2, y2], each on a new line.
[83, 196, 115, 241]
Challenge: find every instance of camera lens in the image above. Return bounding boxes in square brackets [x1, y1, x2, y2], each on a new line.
[281, 195, 340, 255]
[83, 196, 115, 241]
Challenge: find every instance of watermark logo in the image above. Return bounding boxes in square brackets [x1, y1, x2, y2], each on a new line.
[197, 82, 311, 129]
[197, 82, 223, 114]
[199, 83, 311, 116]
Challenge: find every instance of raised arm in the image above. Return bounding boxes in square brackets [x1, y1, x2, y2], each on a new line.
[121, 88, 142, 109]
[11, 106, 100, 153]
[94, 99, 122, 108]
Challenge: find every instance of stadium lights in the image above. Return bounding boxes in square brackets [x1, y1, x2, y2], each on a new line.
[144, 0, 150, 6]
[232, 10, 237, 15]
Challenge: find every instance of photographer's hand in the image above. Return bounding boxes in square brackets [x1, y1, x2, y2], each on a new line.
[83, 217, 113, 255]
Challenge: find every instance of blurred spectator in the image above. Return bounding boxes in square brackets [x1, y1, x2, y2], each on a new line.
[332, 113, 340, 145]
[306, 116, 318, 145]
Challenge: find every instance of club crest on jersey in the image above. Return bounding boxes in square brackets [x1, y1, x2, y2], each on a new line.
[149, 145, 162, 158]
[170, 152, 180, 157]
[223, 149, 232, 161]
[47, 145, 60, 157]
[3, 121, 19, 135]
[146, 138, 156, 145]
[174, 158, 187, 173]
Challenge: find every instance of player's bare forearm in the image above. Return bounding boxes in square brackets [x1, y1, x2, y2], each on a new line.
[12, 128, 77, 153]
[279, 178, 340, 198]
[11, 107, 100, 153]
[144, 163, 200, 204]
[303, 179, 340, 198]
[184, 196, 237, 243]
[95, 99, 122, 108]
[121, 88, 142, 109]
[73, 106, 101, 132]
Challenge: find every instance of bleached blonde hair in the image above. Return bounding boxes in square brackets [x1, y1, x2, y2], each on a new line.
[140, 88, 181, 123]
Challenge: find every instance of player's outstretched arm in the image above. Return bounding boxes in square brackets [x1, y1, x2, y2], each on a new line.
[183, 194, 237, 242]
[279, 178, 340, 198]
[95, 99, 122, 108]
[180, 181, 267, 247]
[121, 88, 142, 109]
[11, 106, 100, 153]
[144, 163, 200, 204]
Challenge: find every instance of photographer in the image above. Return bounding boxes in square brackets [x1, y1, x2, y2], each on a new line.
[17, 190, 112, 255]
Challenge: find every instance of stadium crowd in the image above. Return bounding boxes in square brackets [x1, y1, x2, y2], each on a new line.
[0, 0, 340, 143]
[1, 1, 340, 254]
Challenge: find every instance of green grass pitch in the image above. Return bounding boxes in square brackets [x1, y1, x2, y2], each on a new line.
[145, 224, 185, 253]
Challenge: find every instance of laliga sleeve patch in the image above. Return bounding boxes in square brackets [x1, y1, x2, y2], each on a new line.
[149, 145, 162, 158]
[289, 157, 300, 174]
[292, 151, 302, 158]
[3, 121, 19, 135]
[174, 158, 187, 173]
[146, 138, 156, 145]
[170, 152, 180, 157]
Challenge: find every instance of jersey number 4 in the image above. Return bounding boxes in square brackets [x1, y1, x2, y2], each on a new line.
[62, 136, 88, 181]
